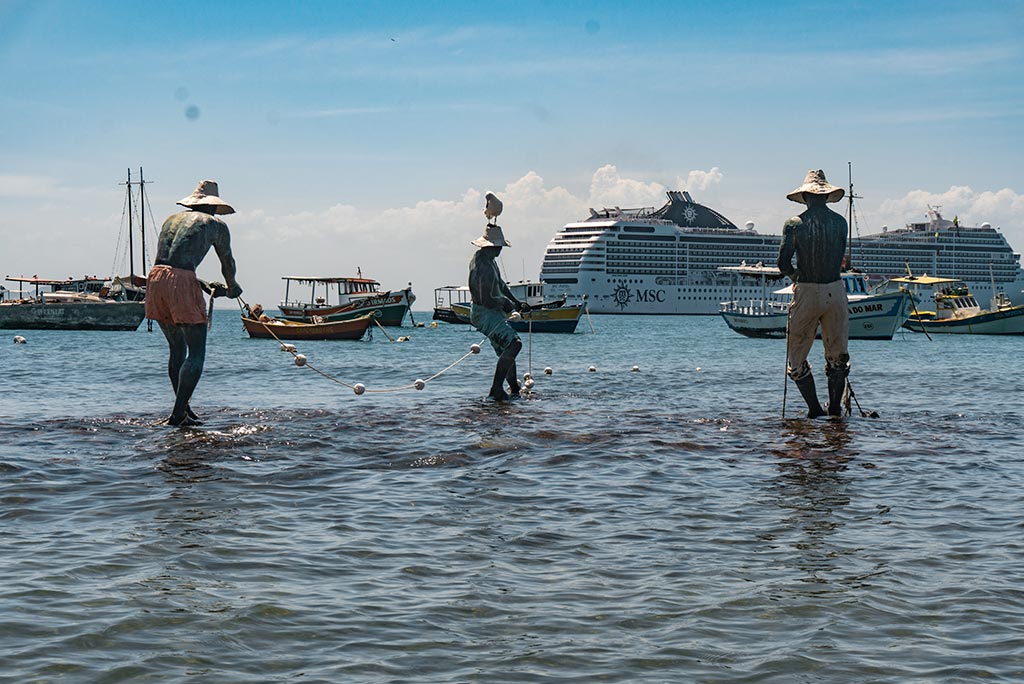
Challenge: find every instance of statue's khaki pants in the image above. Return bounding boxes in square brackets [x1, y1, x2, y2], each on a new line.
[786, 280, 849, 378]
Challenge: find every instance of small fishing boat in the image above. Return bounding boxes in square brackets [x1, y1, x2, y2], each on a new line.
[718, 265, 913, 340]
[449, 300, 585, 333]
[241, 308, 374, 340]
[432, 285, 471, 323]
[0, 275, 146, 331]
[277, 272, 415, 327]
[884, 274, 1024, 334]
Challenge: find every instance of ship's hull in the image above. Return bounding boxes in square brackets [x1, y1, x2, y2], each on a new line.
[279, 292, 411, 327]
[242, 314, 372, 340]
[903, 306, 1024, 335]
[0, 301, 146, 330]
[720, 291, 912, 340]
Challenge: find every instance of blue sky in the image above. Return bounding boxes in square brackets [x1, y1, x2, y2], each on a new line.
[2, 0, 1022, 307]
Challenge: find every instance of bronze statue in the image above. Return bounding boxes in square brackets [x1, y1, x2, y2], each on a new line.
[468, 217, 529, 401]
[146, 180, 242, 426]
[777, 170, 850, 418]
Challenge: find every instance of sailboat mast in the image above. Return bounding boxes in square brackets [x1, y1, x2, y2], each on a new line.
[126, 168, 135, 278]
[845, 161, 858, 269]
[139, 167, 149, 275]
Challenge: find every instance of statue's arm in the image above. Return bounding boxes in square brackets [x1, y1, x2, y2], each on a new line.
[496, 277, 521, 313]
[777, 218, 801, 280]
[211, 223, 242, 298]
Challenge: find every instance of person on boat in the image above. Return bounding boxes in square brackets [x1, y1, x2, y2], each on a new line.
[777, 169, 850, 418]
[468, 221, 530, 401]
[146, 180, 243, 426]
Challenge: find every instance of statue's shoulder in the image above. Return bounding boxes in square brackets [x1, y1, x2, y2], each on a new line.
[161, 211, 227, 237]
[783, 216, 803, 232]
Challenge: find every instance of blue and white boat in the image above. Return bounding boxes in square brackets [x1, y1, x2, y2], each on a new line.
[718, 265, 913, 340]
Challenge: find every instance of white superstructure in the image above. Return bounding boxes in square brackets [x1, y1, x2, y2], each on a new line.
[539, 192, 1024, 315]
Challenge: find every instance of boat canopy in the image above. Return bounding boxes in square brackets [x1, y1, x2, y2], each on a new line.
[717, 264, 784, 278]
[281, 276, 378, 285]
[6, 276, 106, 286]
[888, 275, 964, 286]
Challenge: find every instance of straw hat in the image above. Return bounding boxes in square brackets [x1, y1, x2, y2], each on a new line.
[786, 170, 844, 204]
[472, 223, 511, 248]
[177, 180, 235, 215]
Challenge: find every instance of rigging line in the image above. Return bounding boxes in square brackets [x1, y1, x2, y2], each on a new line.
[111, 188, 131, 278]
[141, 181, 159, 272]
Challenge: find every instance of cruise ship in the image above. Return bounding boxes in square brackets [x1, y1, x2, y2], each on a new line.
[539, 191, 1024, 314]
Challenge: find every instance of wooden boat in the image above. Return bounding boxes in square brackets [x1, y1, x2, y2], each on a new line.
[450, 301, 584, 333]
[717, 265, 913, 340]
[277, 272, 415, 327]
[884, 274, 1024, 334]
[433, 285, 471, 323]
[241, 310, 373, 340]
[0, 276, 145, 331]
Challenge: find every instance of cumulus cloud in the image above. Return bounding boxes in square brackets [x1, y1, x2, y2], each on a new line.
[231, 164, 730, 305]
[878, 185, 1024, 233]
[678, 167, 723, 193]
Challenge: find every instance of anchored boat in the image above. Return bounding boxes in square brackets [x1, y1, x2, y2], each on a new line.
[432, 285, 471, 324]
[0, 276, 145, 330]
[276, 272, 415, 327]
[885, 274, 1024, 334]
[718, 266, 912, 340]
[241, 306, 374, 341]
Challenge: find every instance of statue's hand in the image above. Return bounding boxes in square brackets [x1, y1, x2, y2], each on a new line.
[226, 284, 243, 299]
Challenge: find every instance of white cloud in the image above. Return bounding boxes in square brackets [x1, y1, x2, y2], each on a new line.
[678, 167, 724, 193]
[878, 186, 1024, 233]
[230, 164, 723, 306]
[588, 164, 666, 208]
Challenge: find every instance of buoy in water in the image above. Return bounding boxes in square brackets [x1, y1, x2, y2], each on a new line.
[544, 367, 553, 375]
[630, 365, 640, 372]
[13, 335, 27, 344]
[294, 354, 307, 367]
[353, 383, 366, 395]
[470, 343, 481, 354]
[524, 377, 535, 390]
[524, 372, 533, 382]
[588, 365, 596, 372]
[415, 322, 424, 327]
[281, 343, 296, 353]
[429, 321, 438, 328]
[414, 378, 426, 390]
[397, 336, 410, 342]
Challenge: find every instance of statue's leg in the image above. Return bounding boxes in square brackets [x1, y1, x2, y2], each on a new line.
[168, 323, 208, 425]
[158, 321, 186, 394]
[490, 338, 522, 401]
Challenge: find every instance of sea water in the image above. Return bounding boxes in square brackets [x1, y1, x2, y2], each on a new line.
[1, 311, 1022, 683]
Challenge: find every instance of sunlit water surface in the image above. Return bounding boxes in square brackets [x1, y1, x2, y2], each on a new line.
[2, 312, 1022, 683]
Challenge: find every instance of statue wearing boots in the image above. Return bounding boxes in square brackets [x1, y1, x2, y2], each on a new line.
[778, 170, 852, 419]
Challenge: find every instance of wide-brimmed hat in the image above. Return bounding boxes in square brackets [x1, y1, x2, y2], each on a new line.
[786, 170, 844, 204]
[472, 223, 511, 248]
[177, 180, 235, 215]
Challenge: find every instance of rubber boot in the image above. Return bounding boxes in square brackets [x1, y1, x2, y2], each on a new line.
[826, 374, 847, 417]
[793, 373, 825, 418]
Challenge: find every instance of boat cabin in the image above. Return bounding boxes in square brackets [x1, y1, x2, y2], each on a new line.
[281, 276, 382, 308]
[4, 276, 110, 301]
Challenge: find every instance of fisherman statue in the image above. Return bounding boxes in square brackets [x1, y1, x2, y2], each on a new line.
[146, 180, 243, 426]
[777, 169, 850, 418]
[468, 194, 530, 401]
